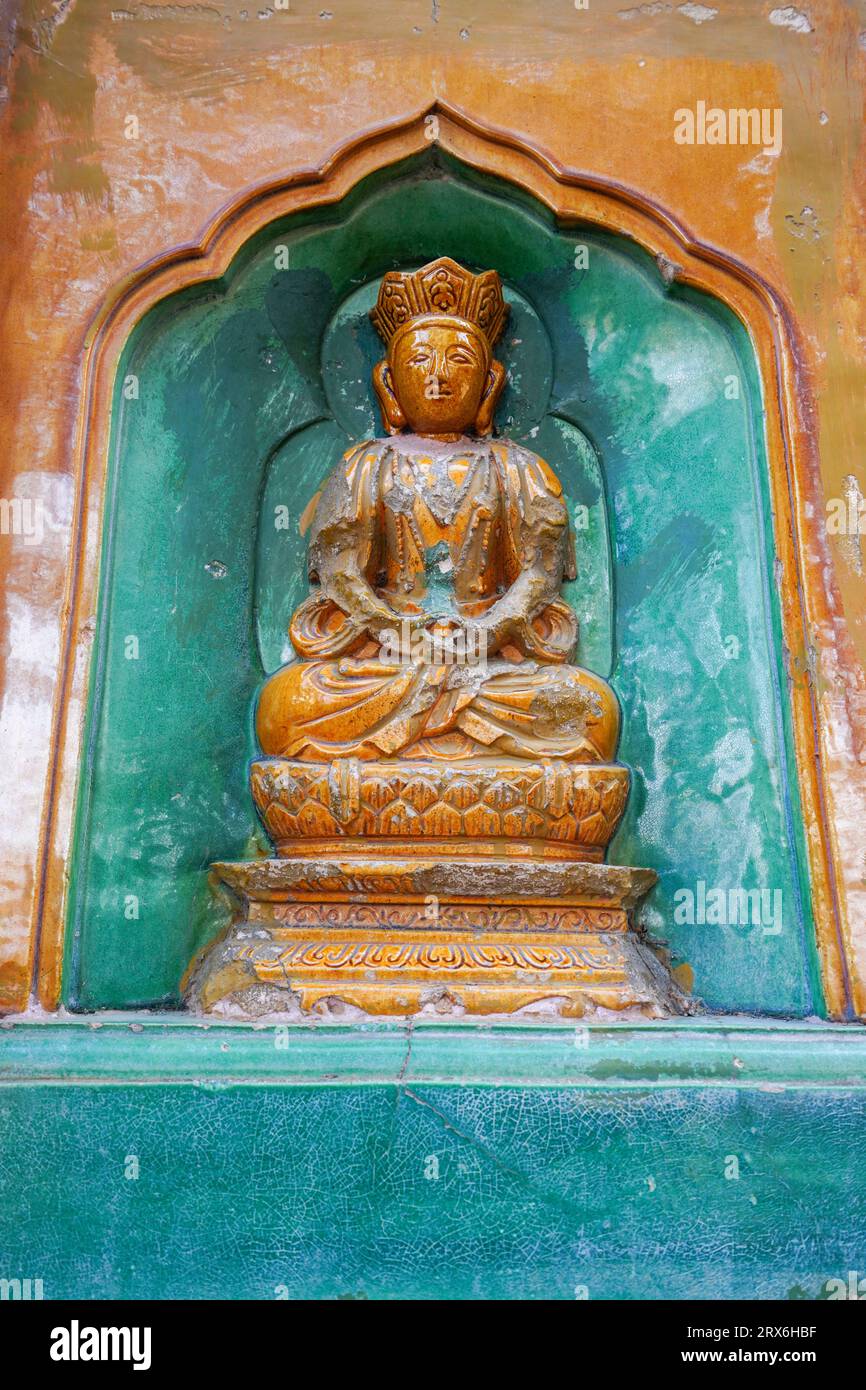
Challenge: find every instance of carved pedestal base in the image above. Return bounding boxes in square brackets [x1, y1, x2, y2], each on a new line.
[185, 856, 688, 1020]
[250, 757, 630, 860]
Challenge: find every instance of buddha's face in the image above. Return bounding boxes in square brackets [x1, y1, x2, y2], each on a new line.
[374, 318, 505, 438]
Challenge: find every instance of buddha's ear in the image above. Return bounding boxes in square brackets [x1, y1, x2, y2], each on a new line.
[372, 360, 406, 435]
[474, 359, 507, 437]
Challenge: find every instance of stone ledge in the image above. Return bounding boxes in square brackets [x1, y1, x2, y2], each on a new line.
[2, 1018, 864, 1088]
[211, 855, 658, 912]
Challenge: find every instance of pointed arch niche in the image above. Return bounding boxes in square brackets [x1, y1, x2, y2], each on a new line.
[39, 105, 854, 1021]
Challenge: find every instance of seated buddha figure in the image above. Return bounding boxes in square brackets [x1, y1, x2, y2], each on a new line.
[256, 256, 620, 765]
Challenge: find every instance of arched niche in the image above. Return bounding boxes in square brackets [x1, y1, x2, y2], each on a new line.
[59, 138, 825, 1018]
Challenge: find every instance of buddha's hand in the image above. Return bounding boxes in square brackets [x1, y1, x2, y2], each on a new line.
[391, 618, 476, 668]
[367, 609, 440, 665]
[418, 616, 510, 666]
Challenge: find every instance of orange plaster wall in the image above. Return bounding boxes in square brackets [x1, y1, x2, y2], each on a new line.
[0, 0, 864, 1012]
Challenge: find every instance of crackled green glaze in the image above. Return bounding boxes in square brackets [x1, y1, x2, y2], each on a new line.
[2, 1021, 865, 1300]
[65, 152, 819, 1015]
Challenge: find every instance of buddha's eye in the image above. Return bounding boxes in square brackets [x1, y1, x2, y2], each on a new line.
[448, 350, 476, 365]
[408, 353, 431, 366]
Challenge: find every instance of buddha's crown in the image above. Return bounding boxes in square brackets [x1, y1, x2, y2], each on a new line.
[370, 256, 509, 351]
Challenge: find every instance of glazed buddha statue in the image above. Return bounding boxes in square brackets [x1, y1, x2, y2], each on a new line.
[188, 258, 681, 1020]
[256, 256, 619, 767]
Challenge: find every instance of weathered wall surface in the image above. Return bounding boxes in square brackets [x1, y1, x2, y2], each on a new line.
[1, 1018, 865, 1300]
[0, 0, 865, 1011]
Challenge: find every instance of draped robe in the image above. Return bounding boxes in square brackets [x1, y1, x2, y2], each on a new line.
[256, 436, 620, 763]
